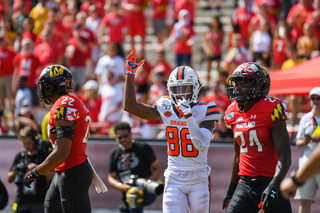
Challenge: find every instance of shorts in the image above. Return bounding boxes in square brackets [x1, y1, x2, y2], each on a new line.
[206, 55, 222, 61]
[226, 176, 292, 213]
[0, 75, 13, 99]
[30, 87, 39, 106]
[153, 18, 166, 35]
[128, 18, 146, 37]
[294, 159, 320, 201]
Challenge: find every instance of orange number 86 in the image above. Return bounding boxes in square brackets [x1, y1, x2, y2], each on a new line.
[166, 127, 199, 157]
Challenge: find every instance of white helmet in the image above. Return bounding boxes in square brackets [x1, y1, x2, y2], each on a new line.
[167, 66, 201, 104]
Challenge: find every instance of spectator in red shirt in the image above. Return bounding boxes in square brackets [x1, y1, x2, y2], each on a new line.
[272, 21, 292, 69]
[122, 0, 148, 50]
[174, 0, 198, 24]
[287, 0, 314, 44]
[248, 3, 276, 37]
[80, 80, 102, 134]
[202, 82, 231, 112]
[13, 0, 31, 14]
[253, 0, 281, 23]
[161, 9, 196, 67]
[13, 38, 41, 115]
[19, 17, 37, 51]
[80, 0, 105, 18]
[232, 0, 254, 46]
[33, 29, 62, 69]
[149, 71, 168, 105]
[306, 0, 320, 49]
[151, 0, 169, 43]
[61, 1, 79, 39]
[65, 23, 90, 93]
[47, 7, 68, 42]
[151, 50, 172, 81]
[76, 11, 96, 78]
[0, 35, 16, 112]
[98, 1, 126, 56]
[37, 19, 66, 60]
[202, 16, 224, 83]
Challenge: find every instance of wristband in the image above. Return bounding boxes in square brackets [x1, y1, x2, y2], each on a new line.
[34, 167, 40, 177]
[126, 71, 135, 75]
[290, 172, 304, 187]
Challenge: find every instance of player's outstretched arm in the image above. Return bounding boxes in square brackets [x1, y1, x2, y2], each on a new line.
[124, 49, 161, 120]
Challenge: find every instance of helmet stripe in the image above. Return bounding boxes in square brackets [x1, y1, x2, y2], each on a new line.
[176, 66, 185, 80]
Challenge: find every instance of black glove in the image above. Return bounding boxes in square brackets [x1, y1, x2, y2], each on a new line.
[222, 181, 237, 210]
[259, 176, 282, 211]
[23, 168, 40, 188]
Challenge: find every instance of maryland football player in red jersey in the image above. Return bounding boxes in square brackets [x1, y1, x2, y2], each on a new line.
[222, 62, 292, 213]
[22, 65, 93, 213]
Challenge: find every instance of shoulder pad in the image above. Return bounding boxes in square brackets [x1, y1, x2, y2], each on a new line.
[53, 106, 80, 121]
[205, 103, 220, 116]
[156, 96, 172, 110]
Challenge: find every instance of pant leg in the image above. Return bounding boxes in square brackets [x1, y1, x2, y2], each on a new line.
[44, 173, 62, 213]
[59, 160, 92, 213]
[163, 183, 189, 213]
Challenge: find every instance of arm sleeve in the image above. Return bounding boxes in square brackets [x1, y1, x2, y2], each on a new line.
[185, 116, 212, 152]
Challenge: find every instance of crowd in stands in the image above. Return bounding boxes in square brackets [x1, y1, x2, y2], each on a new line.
[0, 0, 319, 138]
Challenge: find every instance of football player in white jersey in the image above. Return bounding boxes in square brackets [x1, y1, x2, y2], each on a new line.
[124, 49, 220, 213]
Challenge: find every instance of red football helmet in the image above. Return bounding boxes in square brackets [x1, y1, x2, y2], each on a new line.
[227, 62, 270, 104]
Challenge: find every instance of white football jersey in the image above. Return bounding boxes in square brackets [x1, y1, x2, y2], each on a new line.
[155, 96, 220, 184]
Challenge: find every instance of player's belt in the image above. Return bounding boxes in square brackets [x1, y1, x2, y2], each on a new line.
[240, 176, 272, 185]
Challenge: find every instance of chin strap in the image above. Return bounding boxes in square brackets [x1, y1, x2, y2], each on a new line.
[185, 116, 212, 152]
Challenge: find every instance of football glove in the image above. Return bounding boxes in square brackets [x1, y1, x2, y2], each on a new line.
[23, 168, 40, 188]
[126, 49, 145, 75]
[259, 177, 281, 211]
[222, 181, 237, 210]
[176, 97, 192, 117]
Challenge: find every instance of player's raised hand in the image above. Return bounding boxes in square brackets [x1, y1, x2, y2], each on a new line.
[177, 97, 192, 118]
[126, 49, 145, 75]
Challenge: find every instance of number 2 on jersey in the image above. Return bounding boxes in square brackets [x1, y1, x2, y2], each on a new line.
[82, 115, 91, 143]
[166, 127, 198, 157]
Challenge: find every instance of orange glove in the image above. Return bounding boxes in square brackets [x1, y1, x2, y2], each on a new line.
[126, 49, 145, 75]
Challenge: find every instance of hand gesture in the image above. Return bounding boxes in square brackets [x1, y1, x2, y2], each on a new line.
[126, 49, 145, 75]
[23, 168, 40, 188]
[177, 97, 192, 117]
[259, 183, 279, 211]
